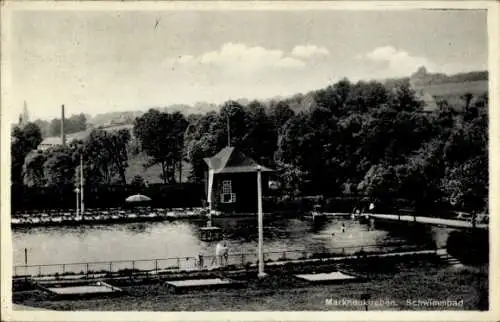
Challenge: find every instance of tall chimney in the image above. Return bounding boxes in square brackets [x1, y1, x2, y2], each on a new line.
[61, 104, 66, 146]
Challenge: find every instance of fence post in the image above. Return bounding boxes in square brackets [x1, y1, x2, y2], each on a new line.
[62, 264, 66, 274]
[86, 263, 89, 277]
[177, 258, 180, 269]
[109, 262, 112, 272]
[241, 254, 245, 267]
[38, 266, 41, 276]
[155, 259, 158, 273]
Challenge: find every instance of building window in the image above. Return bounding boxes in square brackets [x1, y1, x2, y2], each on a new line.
[222, 180, 232, 194]
[221, 180, 235, 203]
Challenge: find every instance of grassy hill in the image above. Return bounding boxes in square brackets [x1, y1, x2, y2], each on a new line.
[125, 152, 192, 184]
[413, 80, 487, 96]
[408, 67, 488, 111]
[412, 80, 488, 109]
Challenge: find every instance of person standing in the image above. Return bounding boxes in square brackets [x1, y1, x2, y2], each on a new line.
[213, 241, 224, 266]
[222, 242, 229, 266]
[198, 252, 204, 269]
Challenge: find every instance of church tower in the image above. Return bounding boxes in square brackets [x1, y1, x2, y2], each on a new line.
[18, 101, 29, 126]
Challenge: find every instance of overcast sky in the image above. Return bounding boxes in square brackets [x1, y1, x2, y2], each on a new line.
[8, 8, 487, 121]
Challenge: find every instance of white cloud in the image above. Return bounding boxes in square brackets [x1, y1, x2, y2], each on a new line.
[174, 42, 306, 72]
[291, 45, 330, 58]
[275, 57, 306, 69]
[359, 46, 434, 77]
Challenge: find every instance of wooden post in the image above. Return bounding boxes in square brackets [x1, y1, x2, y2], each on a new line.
[155, 259, 158, 273]
[24, 248, 27, 266]
[75, 188, 80, 216]
[257, 165, 266, 278]
[80, 155, 85, 214]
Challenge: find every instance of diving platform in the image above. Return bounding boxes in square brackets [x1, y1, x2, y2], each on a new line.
[199, 226, 222, 241]
[165, 278, 245, 293]
[39, 281, 124, 299]
[295, 271, 361, 284]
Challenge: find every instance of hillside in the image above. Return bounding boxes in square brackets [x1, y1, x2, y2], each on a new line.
[409, 66, 487, 86]
[412, 80, 488, 110]
[108, 68, 488, 183]
[39, 67, 486, 183]
[125, 152, 192, 184]
[407, 67, 488, 111]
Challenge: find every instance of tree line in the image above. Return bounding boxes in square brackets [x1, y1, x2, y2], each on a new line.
[32, 113, 88, 138]
[11, 78, 488, 213]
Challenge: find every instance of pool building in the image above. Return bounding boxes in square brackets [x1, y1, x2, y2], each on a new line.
[204, 147, 274, 213]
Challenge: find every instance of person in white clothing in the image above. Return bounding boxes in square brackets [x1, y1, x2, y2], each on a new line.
[213, 241, 229, 266]
[222, 242, 229, 266]
[216, 241, 223, 265]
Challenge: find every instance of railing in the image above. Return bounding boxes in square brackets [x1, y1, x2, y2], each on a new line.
[13, 243, 435, 278]
[12, 207, 205, 217]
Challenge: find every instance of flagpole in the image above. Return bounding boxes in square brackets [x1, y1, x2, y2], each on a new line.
[80, 154, 85, 214]
[257, 165, 266, 278]
[75, 187, 80, 216]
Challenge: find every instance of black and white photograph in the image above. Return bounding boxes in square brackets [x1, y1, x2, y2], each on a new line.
[1, 1, 498, 320]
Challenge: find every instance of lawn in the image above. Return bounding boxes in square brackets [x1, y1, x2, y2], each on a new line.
[414, 80, 488, 111]
[416, 80, 488, 97]
[17, 262, 488, 311]
[125, 152, 192, 184]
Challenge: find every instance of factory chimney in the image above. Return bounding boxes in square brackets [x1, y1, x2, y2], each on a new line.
[61, 105, 66, 147]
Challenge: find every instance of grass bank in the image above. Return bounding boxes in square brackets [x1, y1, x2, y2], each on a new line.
[15, 258, 488, 311]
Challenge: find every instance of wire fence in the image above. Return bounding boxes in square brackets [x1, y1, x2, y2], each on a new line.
[13, 243, 435, 278]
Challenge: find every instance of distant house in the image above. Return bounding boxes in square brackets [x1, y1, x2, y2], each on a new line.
[37, 136, 65, 151]
[37, 130, 90, 151]
[204, 146, 273, 213]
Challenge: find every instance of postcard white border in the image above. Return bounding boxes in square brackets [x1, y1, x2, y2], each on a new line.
[1, 1, 499, 321]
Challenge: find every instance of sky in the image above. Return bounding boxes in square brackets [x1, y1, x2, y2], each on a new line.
[7, 8, 488, 121]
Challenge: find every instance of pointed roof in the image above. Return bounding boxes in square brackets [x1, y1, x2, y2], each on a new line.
[204, 146, 273, 174]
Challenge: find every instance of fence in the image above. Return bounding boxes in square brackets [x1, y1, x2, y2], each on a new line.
[11, 183, 205, 212]
[13, 243, 434, 277]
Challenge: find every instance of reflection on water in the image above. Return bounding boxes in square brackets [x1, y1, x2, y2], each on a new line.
[12, 216, 449, 266]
